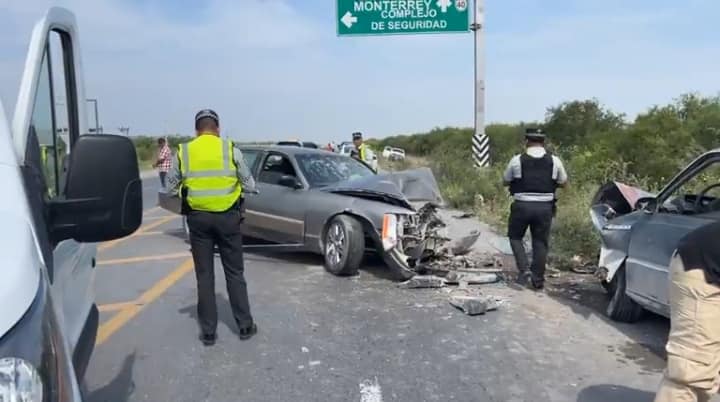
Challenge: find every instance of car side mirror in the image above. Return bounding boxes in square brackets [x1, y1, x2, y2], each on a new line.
[635, 196, 658, 214]
[278, 175, 302, 189]
[49, 134, 142, 243]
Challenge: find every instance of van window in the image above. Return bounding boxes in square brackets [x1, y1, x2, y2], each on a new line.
[30, 30, 78, 198]
[30, 47, 58, 197]
[49, 30, 78, 195]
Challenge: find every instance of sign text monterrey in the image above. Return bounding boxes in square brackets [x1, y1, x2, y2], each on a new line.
[337, 0, 470, 36]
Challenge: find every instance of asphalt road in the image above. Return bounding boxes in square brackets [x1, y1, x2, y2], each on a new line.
[84, 175, 710, 402]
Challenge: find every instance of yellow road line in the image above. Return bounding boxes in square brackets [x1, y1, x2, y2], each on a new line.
[98, 215, 178, 252]
[98, 301, 139, 313]
[140, 216, 173, 222]
[96, 258, 195, 346]
[135, 230, 164, 236]
[97, 252, 191, 266]
[142, 206, 161, 216]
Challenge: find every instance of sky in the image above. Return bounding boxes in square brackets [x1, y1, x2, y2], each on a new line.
[0, 0, 718, 142]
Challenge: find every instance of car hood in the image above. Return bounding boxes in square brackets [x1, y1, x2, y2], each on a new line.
[321, 167, 444, 209]
[0, 212, 41, 337]
[589, 181, 655, 232]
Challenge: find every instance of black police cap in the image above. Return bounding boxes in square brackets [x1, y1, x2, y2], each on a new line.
[352, 132, 363, 140]
[524, 128, 546, 139]
[195, 109, 219, 126]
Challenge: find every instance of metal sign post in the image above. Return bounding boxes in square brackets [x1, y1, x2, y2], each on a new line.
[335, 0, 489, 166]
[471, 0, 489, 168]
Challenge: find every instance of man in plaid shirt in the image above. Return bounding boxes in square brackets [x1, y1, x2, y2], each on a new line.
[154, 137, 172, 188]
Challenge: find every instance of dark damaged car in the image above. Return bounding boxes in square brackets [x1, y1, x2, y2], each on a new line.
[591, 149, 720, 322]
[159, 145, 444, 280]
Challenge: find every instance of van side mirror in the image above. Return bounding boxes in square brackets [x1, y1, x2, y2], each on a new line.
[49, 134, 142, 243]
[635, 196, 658, 214]
[278, 175, 302, 189]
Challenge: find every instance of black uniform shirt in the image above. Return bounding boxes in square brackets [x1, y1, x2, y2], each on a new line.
[677, 220, 720, 285]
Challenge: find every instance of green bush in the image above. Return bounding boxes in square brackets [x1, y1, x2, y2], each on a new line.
[369, 93, 720, 267]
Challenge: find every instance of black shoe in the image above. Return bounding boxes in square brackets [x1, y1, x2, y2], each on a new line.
[531, 280, 544, 290]
[199, 333, 217, 346]
[238, 323, 257, 340]
[515, 272, 530, 286]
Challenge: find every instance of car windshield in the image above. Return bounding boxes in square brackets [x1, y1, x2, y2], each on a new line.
[295, 153, 375, 187]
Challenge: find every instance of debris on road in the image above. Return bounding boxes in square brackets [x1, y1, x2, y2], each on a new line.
[571, 264, 598, 275]
[301, 347, 309, 353]
[397, 275, 446, 289]
[448, 289, 501, 316]
[444, 271, 499, 285]
[452, 212, 474, 219]
[449, 230, 481, 256]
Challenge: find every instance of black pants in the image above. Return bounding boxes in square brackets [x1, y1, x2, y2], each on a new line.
[507, 201, 554, 285]
[159, 171, 167, 188]
[186, 205, 253, 335]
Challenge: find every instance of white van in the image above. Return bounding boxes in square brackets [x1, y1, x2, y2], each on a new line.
[0, 8, 142, 401]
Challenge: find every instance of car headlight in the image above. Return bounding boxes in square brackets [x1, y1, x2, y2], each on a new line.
[382, 214, 398, 251]
[382, 214, 408, 251]
[0, 274, 72, 402]
[0, 358, 43, 401]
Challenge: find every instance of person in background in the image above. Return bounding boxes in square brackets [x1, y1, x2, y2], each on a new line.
[153, 137, 172, 188]
[654, 221, 720, 402]
[166, 109, 258, 346]
[351, 131, 376, 171]
[503, 128, 567, 290]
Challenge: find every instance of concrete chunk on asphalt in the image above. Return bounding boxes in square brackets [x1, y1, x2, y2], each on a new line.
[448, 291, 500, 316]
[397, 275, 446, 289]
[444, 271, 499, 285]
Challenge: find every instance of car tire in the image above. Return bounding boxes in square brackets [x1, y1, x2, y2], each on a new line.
[606, 265, 644, 323]
[324, 215, 364, 276]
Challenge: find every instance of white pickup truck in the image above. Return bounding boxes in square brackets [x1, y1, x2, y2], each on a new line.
[382, 146, 406, 161]
[0, 8, 142, 401]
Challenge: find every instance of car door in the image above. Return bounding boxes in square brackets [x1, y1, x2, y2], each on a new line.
[245, 152, 306, 244]
[626, 213, 712, 314]
[11, 8, 96, 364]
[626, 154, 720, 315]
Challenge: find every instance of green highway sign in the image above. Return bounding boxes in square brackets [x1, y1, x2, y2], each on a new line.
[337, 0, 470, 36]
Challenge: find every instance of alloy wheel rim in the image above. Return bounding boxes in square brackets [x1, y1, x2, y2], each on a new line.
[326, 223, 345, 266]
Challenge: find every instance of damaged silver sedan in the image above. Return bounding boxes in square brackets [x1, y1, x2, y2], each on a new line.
[591, 149, 720, 322]
[159, 145, 445, 280]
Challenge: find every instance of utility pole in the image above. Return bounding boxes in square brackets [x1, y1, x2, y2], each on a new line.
[87, 98, 100, 134]
[471, 0, 490, 168]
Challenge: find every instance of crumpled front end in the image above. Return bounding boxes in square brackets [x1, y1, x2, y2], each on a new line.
[378, 203, 451, 280]
[589, 181, 654, 282]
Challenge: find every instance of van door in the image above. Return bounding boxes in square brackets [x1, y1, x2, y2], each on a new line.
[11, 8, 96, 378]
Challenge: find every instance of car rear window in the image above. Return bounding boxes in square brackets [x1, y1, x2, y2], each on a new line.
[237, 148, 261, 176]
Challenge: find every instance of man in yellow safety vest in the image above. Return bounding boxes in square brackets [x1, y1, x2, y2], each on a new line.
[167, 109, 258, 346]
[351, 131, 376, 172]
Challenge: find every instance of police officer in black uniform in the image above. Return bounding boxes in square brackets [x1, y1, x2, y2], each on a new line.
[167, 109, 259, 346]
[503, 128, 568, 289]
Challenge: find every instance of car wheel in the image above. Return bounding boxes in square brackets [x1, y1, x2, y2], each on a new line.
[324, 215, 365, 276]
[606, 265, 644, 322]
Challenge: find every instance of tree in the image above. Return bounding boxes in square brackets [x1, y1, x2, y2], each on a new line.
[543, 99, 626, 148]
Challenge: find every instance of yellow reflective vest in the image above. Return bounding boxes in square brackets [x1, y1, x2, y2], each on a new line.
[178, 134, 243, 212]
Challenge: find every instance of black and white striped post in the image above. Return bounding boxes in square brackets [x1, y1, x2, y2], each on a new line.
[471, 0, 489, 168]
[472, 132, 489, 167]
